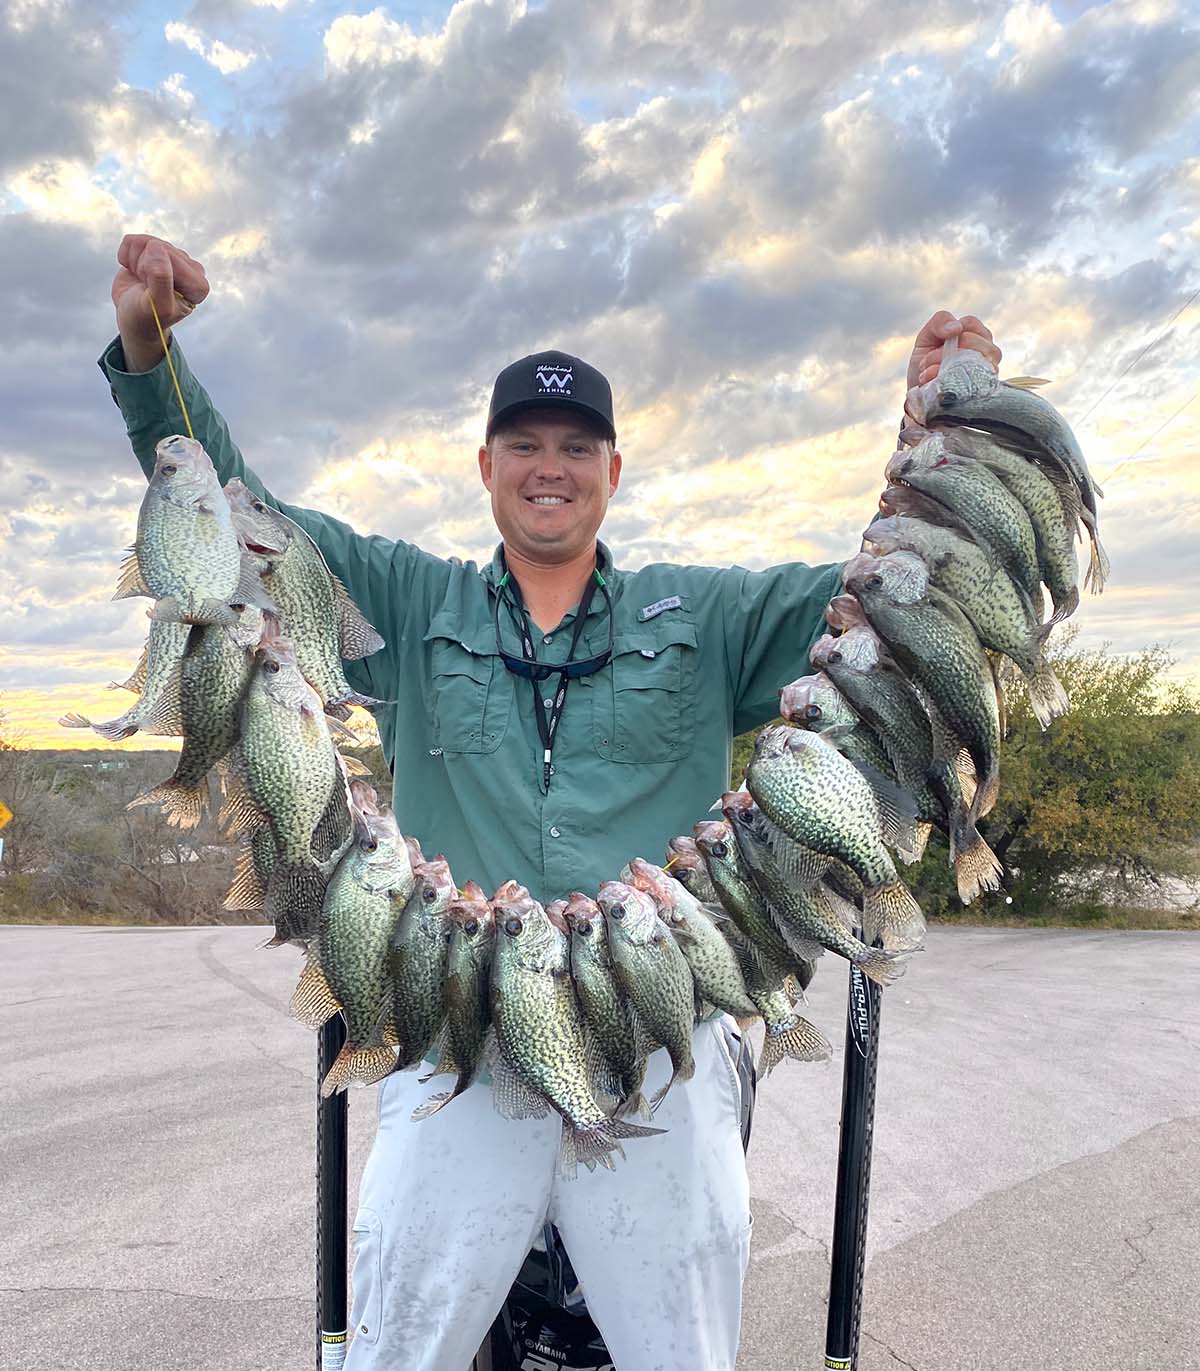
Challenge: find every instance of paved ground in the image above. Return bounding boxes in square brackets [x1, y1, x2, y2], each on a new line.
[1, 924, 1196, 1371]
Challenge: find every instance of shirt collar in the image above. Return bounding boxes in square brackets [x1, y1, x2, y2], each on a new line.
[484, 541, 616, 614]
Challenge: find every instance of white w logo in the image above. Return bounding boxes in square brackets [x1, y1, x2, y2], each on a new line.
[536, 368, 573, 391]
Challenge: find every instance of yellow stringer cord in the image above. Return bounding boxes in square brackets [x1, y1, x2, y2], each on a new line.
[147, 293, 194, 439]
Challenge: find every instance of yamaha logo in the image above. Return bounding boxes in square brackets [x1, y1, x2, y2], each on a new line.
[535, 364, 573, 395]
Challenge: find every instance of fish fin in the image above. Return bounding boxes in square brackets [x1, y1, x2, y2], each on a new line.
[265, 861, 327, 945]
[568, 1118, 667, 1177]
[847, 760, 920, 856]
[289, 954, 342, 1029]
[1027, 657, 1070, 730]
[863, 881, 926, 952]
[1083, 525, 1110, 594]
[817, 721, 858, 747]
[58, 711, 139, 742]
[325, 687, 387, 715]
[768, 911, 827, 965]
[337, 752, 371, 777]
[326, 716, 360, 745]
[223, 839, 267, 912]
[233, 554, 277, 613]
[490, 1051, 550, 1121]
[758, 1016, 832, 1075]
[112, 640, 151, 694]
[615, 1090, 654, 1122]
[331, 573, 386, 660]
[139, 663, 186, 737]
[320, 1043, 397, 1097]
[217, 761, 264, 840]
[950, 817, 1005, 905]
[126, 776, 207, 830]
[410, 1089, 456, 1122]
[648, 1049, 696, 1112]
[908, 821, 933, 863]
[815, 881, 860, 935]
[855, 946, 909, 987]
[1003, 375, 1052, 389]
[113, 549, 152, 600]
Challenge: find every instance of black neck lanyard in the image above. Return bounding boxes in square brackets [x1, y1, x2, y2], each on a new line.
[497, 568, 604, 794]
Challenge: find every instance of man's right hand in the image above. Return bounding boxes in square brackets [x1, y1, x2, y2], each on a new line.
[112, 235, 210, 373]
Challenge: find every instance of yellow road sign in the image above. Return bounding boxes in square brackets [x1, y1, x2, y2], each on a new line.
[0, 801, 12, 832]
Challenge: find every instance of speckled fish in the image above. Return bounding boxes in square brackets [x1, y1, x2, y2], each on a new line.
[59, 620, 191, 742]
[693, 819, 817, 993]
[597, 879, 696, 1111]
[125, 607, 264, 829]
[220, 629, 345, 945]
[412, 881, 496, 1120]
[744, 728, 926, 953]
[563, 891, 650, 1121]
[665, 836, 718, 905]
[224, 480, 384, 717]
[490, 883, 663, 1174]
[723, 790, 909, 981]
[292, 792, 414, 1095]
[907, 342, 1108, 592]
[116, 435, 264, 626]
[844, 550, 1002, 826]
[720, 921, 831, 1074]
[389, 856, 456, 1069]
[885, 431, 1041, 605]
[861, 514, 1068, 730]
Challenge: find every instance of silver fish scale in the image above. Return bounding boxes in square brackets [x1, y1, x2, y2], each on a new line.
[442, 915, 496, 1088]
[390, 881, 454, 1067]
[493, 917, 608, 1129]
[239, 669, 339, 863]
[702, 839, 808, 980]
[321, 836, 412, 1047]
[138, 460, 241, 607]
[172, 620, 256, 787]
[605, 910, 695, 1078]
[570, 921, 645, 1099]
[664, 896, 757, 1019]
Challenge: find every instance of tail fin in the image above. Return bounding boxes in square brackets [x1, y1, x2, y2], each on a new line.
[950, 813, 1005, 905]
[1027, 658, 1070, 730]
[289, 954, 341, 1029]
[1084, 527, 1110, 594]
[863, 880, 925, 952]
[615, 1090, 654, 1122]
[127, 777, 206, 829]
[759, 1015, 832, 1075]
[648, 1052, 696, 1112]
[855, 946, 909, 987]
[563, 1117, 667, 1178]
[325, 687, 386, 715]
[265, 861, 327, 945]
[1047, 583, 1080, 628]
[223, 841, 267, 912]
[411, 1089, 456, 1122]
[320, 1043, 397, 1097]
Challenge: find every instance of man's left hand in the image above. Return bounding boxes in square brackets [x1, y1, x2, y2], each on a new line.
[906, 310, 1002, 388]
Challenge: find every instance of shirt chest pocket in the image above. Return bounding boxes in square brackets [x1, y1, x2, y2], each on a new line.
[589, 619, 698, 764]
[425, 616, 512, 755]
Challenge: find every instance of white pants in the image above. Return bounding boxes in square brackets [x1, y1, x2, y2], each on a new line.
[345, 1019, 752, 1371]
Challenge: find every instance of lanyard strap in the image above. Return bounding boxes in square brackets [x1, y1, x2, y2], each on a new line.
[502, 571, 600, 793]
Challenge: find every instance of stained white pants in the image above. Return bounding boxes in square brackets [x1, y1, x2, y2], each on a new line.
[344, 1018, 752, 1371]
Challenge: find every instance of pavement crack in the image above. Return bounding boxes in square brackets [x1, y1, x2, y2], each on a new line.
[196, 931, 292, 1018]
[862, 1329, 921, 1370]
[1114, 1217, 1157, 1286]
[0, 1285, 304, 1305]
[242, 1028, 313, 1089]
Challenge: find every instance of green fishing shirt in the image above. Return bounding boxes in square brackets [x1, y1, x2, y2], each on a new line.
[100, 338, 844, 904]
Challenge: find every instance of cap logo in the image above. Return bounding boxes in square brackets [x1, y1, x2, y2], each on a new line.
[535, 364, 573, 396]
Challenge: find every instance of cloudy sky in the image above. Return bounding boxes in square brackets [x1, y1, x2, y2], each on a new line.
[2, 0, 1198, 747]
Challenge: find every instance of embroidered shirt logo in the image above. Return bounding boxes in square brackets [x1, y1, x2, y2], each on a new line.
[535, 364, 573, 395]
[638, 595, 683, 621]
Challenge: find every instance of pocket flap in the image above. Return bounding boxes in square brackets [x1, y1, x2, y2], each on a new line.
[424, 612, 494, 682]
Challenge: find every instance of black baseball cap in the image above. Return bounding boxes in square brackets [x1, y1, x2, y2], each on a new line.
[486, 350, 616, 443]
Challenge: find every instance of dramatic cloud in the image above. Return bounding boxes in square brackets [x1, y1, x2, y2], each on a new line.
[2, 0, 1199, 745]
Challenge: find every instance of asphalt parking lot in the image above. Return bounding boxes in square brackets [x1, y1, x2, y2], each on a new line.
[2, 923, 1196, 1370]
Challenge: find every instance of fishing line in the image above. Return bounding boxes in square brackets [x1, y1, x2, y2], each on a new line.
[148, 293, 195, 440]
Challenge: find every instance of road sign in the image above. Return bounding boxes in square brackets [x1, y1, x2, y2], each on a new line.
[0, 800, 11, 832]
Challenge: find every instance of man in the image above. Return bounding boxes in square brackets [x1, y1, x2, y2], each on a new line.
[103, 234, 1000, 1370]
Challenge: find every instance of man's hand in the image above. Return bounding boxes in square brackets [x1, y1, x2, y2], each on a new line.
[112, 235, 210, 373]
[906, 310, 1002, 389]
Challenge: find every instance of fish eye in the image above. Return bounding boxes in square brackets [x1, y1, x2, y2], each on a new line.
[828, 650, 842, 665]
[229, 602, 246, 613]
[463, 918, 479, 935]
[710, 840, 728, 859]
[252, 500, 267, 513]
[940, 390, 959, 407]
[161, 463, 177, 476]
[359, 837, 377, 853]
[804, 703, 822, 721]
[504, 915, 523, 936]
[608, 903, 625, 920]
[576, 921, 593, 936]
[422, 885, 438, 902]
[866, 574, 884, 589]
[264, 660, 280, 674]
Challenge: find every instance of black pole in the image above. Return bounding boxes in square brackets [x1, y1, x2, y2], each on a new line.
[317, 1015, 349, 1371]
[823, 958, 883, 1371]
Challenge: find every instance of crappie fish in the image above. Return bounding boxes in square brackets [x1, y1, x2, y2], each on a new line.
[222, 817, 278, 912]
[597, 879, 696, 1111]
[844, 550, 1002, 826]
[665, 836, 718, 905]
[564, 891, 650, 1120]
[886, 432, 1041, 605]
[126, 606, 264, 829]
[745, 727, 926, 952]
[693, 819, 815, 990]
[412, 881, 495, 1120]
[117, 435, 262, 625]
[222, 631, 345, 945]
[389, 856, 456, 1069]
[294, 797, 414, 1096]
[624, 857, 758, 1021]
[907, 342, 1108, 592]
[491, 883, 663, 1174]
[863, 514, 1068, 730]
[723, 789, 909, 982]
[720, 921, 831, 1074]
[224, 480, 384, 717]
[60, 620, 190, 742]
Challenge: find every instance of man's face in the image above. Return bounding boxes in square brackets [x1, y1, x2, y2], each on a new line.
[478, 410, 622, 564]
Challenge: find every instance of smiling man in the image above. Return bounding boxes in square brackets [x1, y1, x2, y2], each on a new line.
[101, 234, 999, 1371]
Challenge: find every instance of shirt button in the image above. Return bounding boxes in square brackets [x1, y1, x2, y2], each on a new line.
[549, 826, 562, 838]
[543, 634, 554, 644]
[543, 697, 554, 709]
